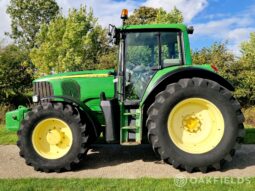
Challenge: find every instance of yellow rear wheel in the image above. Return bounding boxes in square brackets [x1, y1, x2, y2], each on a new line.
[32, 118, 73, 159]
[146, 78, 244, 173]
[167, 98, 224, 154]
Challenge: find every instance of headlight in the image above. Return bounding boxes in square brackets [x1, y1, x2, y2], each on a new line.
[32, 95, 39, 103]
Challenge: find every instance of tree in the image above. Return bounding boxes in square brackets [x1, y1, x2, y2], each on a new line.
[237, 33, 255, 105]
[125, 6, 159, 25]
[96, 47, 118, 70]
[126, 6, 183, 25]
[156, 7, 183, 24]
[30, 6, 109, 76]
[192, 42, 235, 75]
[6, 0, 59, 49]
[0, 45, 33, 104]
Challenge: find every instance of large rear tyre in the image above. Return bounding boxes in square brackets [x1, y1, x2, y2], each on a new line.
[17, 102, 89, 172]
[146, 78, 245, 173]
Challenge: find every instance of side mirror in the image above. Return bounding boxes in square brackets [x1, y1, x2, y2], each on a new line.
[187, 26, 194, 34]
[108, 24, 120, 45]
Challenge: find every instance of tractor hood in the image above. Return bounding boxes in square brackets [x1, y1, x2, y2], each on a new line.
[33, 69, 115, 113]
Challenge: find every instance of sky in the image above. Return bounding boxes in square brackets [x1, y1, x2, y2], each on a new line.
[0, 0, 255, 55]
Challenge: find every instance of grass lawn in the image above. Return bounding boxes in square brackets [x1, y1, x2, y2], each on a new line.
[244, 128, 255, 144]
[1, 124, 255, 145]
[0, 178, 254, 191]
[0, 124, 17, 145]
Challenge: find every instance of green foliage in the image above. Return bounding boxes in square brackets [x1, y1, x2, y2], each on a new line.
[6, 0, 59, 49]
[96, 47, 118, 70]
[237, 33, 255, 105]
[244, 128, 255, 144]
[126, 6, 183, 25]
[0, 105, 12, 123]
[0, 45, 33, 104]
[30, 6, 109, 76]
[241, 33, 255, 64]
[243, 106, 255, 127]
[156, 7, 184, 24]
[125, 6, 159, 25]
[192, 42, 235, 70]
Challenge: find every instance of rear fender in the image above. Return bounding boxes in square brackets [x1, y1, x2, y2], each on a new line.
[142, 67, 234, 108]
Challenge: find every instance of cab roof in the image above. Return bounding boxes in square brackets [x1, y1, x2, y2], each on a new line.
[119, 23, 188, 32]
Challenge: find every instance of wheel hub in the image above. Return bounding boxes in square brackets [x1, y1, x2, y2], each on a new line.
[46, 129, 62, 145]
[182, 115, 201, 133]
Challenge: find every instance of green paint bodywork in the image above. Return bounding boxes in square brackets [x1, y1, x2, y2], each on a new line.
[5, 23, 220, 145]
[39, 69, 115, 125]
[5, 106, 30, 132]
[35, 69, 115, 113]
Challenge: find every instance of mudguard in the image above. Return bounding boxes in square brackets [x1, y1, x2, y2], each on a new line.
[141, 66, 234, 107]
[40, 95, 101, 137]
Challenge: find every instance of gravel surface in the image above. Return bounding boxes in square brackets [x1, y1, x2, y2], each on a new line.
[0, 144, 255, 179]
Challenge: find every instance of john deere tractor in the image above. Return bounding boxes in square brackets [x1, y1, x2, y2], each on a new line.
[6, 9, 244, 173]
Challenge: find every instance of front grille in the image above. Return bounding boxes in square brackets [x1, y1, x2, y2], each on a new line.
[33, 81, 54, 99]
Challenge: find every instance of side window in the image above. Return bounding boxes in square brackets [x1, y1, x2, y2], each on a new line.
[161, 32, 182, 67]
[125, 32, 159, 99]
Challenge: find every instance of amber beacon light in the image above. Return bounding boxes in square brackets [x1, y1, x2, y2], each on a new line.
[121, 9, 128, 19]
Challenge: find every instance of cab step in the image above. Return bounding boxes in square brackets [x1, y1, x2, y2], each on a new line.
[121, 126, 138, 130]
[123, 112, 138, 116]
[121, 142, 140, 146]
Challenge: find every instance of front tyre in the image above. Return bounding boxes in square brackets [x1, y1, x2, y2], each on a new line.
[146, 78, 245, 173]
[17, 102, 89, 172]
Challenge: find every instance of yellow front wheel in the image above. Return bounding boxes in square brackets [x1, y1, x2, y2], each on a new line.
[32, 118, 73, 160]
[17, 102, 89, 172]
[147, 78, 244, 173]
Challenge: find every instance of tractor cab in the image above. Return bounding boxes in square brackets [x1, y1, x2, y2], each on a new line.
[102, 9, 193, 145]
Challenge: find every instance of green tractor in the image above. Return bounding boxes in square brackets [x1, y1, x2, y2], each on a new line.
[6, 9, 244, 173]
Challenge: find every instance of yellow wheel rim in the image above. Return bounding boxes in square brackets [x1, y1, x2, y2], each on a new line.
[167, 98, 224, 154]
[32, 118, 73, 160]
